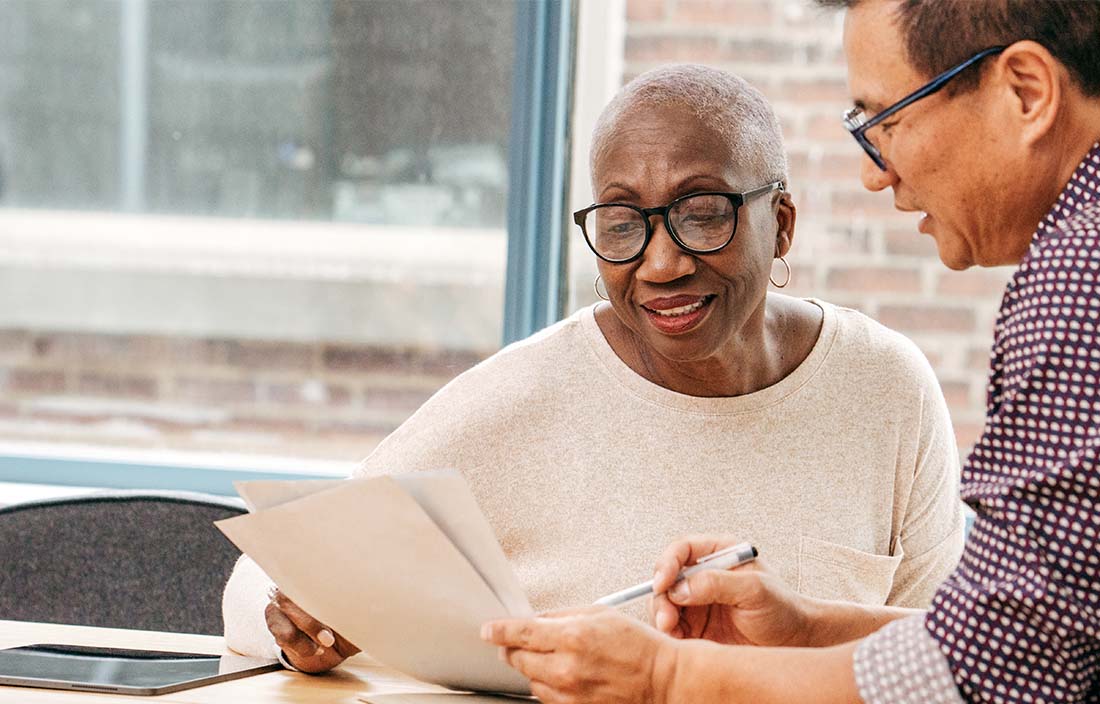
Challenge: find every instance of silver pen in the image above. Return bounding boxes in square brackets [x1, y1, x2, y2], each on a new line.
[593, 542, 758, 607]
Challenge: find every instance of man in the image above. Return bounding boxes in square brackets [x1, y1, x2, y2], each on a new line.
[483, 1, 1100, 702]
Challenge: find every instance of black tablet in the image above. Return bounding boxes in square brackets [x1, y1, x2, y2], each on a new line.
[0, 643, 281, 696]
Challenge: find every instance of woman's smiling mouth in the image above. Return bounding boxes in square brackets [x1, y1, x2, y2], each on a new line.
[641, 294, 716, 334]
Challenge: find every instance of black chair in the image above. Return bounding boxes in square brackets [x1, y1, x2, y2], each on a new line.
[0, 490, 246, 635]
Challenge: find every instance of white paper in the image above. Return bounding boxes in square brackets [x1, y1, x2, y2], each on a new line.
[216, 473, 531, 695]
[392, 471, 532, 617]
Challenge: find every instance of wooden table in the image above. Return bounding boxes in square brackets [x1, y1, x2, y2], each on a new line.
[0, 620, 454, 703]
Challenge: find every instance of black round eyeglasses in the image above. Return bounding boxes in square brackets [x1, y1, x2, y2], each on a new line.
[573, 181, 785, 263]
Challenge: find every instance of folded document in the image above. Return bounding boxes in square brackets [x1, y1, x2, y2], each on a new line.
[215, 470, 533, 695]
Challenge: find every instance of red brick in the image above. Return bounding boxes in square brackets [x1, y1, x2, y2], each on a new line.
[830, 188, 895, 217]
[806, 114, 850, 142]
[6, 368, 67, 394]
[825, 266, 922, 294]
[78, 373, 158, 399]
[173, 377, 258, 404]
[627, 0, 668, 21]
[936, 268, 1013, 297]
[672, 0, 773, 26]
[323, 345, 484, 377]
[786, 149, 864, 181]
[361, 387, 435, 412]
[878, 305, 976, 334]
[165, 339, 225, 367]
[884, 227, 939, 257]
[34, 332, 163, 366]
[265, 381, 353, 406]
[0, 330, 30, 361]
[719, 37, 796, 63]
[625, 34, 724, 63]
[225, 416, 311, 435]
[967, 346, 993, 372]
[223, 340, 315, 371]
[939, 379, 973, 409]
[781, 263, 816, 291]
[774, 77, 849, 102]
[812, 223, 874, 256]
[954, 420, 986, 454]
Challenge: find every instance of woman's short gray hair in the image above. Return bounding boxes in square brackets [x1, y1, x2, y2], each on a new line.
[591, 64, 788, 185]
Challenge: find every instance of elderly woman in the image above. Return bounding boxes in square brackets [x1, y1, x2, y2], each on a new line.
[222, 64, 964, 674]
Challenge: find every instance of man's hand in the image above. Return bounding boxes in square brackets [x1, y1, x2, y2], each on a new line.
[481, 608, 680, 704]
[265, 588, 360, 673]
[650, 535, 814, 647]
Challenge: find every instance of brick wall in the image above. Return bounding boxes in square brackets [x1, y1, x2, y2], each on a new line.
[0, 329, 484, 460]
[623, 0, 1011, 454]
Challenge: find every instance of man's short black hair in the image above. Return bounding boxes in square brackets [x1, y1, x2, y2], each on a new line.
[817, 0, 1100, 96]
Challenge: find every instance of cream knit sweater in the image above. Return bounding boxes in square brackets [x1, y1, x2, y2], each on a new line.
[223, 298, 965, 657]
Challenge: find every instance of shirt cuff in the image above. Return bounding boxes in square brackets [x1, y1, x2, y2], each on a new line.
[853, 615, 963, 704]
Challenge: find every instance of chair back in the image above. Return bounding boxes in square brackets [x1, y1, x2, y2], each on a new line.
[0, 490, 245, 635]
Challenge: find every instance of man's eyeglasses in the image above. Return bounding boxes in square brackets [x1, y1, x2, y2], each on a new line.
[843, 45, 1006, 171]
[573, 182, 784, 264]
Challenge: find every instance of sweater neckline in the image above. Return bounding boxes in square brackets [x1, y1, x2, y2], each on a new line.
[577, 298, 837, 415]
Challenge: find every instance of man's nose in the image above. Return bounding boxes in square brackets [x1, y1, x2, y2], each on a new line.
[860, 153, 899, 192]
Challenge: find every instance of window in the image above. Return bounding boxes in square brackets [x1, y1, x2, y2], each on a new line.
[0, 0, 573, 494]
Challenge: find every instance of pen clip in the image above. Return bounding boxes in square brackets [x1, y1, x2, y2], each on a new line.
[694, 543, 746, 565]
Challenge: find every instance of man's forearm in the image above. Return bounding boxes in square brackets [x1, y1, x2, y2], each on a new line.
[803, 598, 922, 647]
[659, 639, 863, 704]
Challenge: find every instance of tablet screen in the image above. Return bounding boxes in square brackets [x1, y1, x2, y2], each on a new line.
[0, 643, 280, 695]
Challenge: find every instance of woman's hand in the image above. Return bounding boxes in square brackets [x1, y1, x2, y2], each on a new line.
[650, 535, 814, 648]
[265, 588, 360, 673]
[481, 608, 680, 704]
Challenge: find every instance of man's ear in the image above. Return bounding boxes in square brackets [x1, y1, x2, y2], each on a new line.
[775, 190, 796, 258]
[997, 40, 1062, 147]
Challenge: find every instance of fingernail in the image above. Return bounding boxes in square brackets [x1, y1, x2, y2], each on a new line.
[317, 629, 335, 647]
[670, 582, 690, 601]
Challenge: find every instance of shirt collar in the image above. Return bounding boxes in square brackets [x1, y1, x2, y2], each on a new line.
[1033, 140, 1100, 243]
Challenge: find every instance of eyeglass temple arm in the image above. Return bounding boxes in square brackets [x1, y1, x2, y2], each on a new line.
[743, 181, 785, 201]
[854, 45, 1008, 133]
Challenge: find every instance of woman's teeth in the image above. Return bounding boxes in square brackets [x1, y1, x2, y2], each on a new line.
[653, 299, 706, 317]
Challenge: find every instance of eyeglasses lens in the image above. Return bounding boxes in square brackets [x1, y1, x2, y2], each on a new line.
[586, 206, 647, 261]
[670, 195, 735, 250]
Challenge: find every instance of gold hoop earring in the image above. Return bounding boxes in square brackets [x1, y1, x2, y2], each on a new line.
[594, 274, 610, 301]
[769, 256, 791, 288]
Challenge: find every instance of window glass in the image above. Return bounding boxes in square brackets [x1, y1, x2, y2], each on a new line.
[0, 0, 515, 464]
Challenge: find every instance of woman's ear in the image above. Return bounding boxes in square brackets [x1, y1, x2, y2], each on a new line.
[774, 190, 796, 258]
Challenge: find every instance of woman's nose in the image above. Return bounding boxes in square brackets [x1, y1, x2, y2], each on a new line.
[636, 217, 696, 282]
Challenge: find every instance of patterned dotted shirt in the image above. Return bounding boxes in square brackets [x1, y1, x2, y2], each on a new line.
[855, 142, 1100, 703]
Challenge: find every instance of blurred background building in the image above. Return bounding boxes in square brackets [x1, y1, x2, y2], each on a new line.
[0, 0, 1007, 495]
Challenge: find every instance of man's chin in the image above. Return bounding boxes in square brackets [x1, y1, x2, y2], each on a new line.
[934, 238, 976, 271]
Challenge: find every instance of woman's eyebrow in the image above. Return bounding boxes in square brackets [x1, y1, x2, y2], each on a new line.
[598, 182, 640, 201]
[671, 175, 730, 193]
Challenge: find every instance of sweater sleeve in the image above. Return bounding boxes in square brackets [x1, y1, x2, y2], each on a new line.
[221, 554, 279, 658]
[886, 353, 966, 608]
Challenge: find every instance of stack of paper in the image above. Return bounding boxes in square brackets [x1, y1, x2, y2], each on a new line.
[215, 470, 532, 695]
